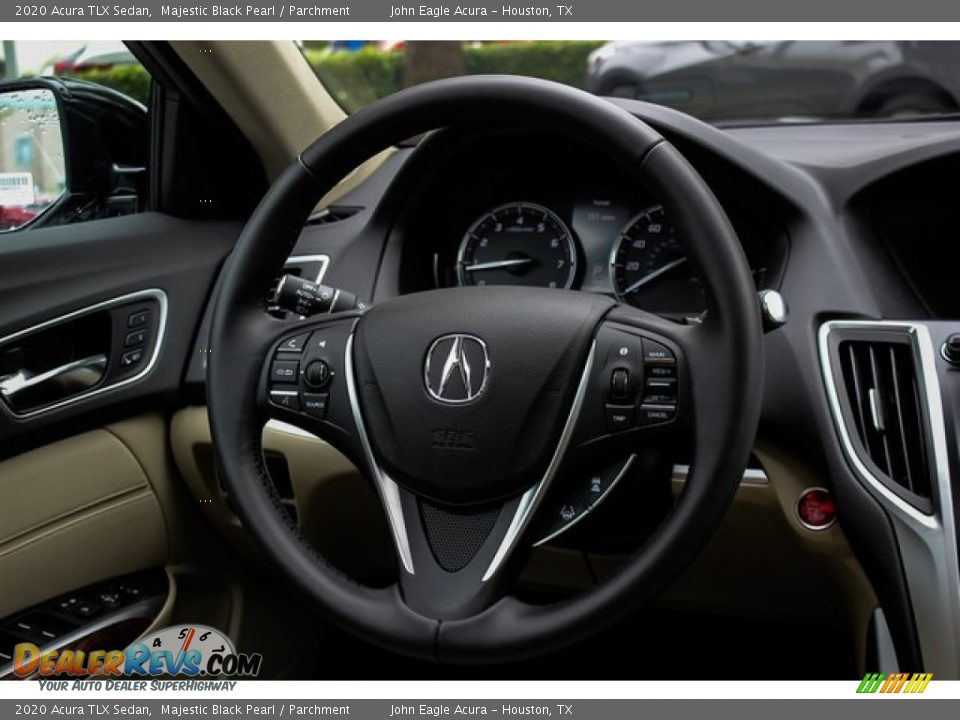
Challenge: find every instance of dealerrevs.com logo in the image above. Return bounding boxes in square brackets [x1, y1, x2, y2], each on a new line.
[13, 625, 262, 678]
[856, 673, 933, 694]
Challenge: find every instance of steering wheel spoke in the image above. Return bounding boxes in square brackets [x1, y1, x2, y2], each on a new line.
[384, 484, 529, 619]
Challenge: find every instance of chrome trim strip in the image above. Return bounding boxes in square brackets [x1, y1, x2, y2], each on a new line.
[533, 454, 636, 547]
[343, 333, 415, 575]
[482, 341, 597, 582]
[0, 289, 168, 419]
[671, 464, 769, 485]
[818, 319, 960, 674]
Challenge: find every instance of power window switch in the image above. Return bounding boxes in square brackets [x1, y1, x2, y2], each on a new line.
[124, 329, 146, 347]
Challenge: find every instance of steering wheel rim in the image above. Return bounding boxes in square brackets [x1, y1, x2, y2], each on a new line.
[207, 76, 763, 664]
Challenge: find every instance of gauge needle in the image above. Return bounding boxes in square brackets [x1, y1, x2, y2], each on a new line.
[463, 257, 535, 272]
[622, 257, 688, 294]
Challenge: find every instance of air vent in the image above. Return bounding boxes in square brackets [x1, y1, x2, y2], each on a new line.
[305, 206, 362, 226]
[836, 336, 931, 501]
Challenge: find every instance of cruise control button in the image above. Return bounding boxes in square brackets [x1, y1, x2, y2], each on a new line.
[647, 364, 677, 379]
[302, 393, 329, 419]
[269, 390, 300, 411]
[643, 339, 675, 364]
[644, 377, 677, 403]
[638, 403, 677, 426]
[277, 332, 310, 353]
[270, 360, 299, 384]
[605, 404, 635, 433]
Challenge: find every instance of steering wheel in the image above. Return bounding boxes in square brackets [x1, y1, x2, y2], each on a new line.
[208, 76, 763, 664]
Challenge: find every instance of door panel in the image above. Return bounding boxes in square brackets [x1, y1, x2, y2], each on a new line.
[0, 427, 166, 619]
[0, 211, 241, 455]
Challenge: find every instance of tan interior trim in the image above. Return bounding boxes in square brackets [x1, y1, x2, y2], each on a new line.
[170, 40, 393, 205]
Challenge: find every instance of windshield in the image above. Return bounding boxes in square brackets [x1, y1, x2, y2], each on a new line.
[304, 40, 960, 124]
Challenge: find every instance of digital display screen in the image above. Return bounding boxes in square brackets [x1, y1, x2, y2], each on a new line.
[571, 196, 633, 293]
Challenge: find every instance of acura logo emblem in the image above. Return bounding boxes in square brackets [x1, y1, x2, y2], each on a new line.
[424, 334, 489, 404]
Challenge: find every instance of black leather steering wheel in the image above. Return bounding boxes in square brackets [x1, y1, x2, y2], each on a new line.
[208, 76, 763, 664]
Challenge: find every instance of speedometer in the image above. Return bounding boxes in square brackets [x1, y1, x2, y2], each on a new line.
[457, 202, 577, 289]
[610, 205, 705, 314]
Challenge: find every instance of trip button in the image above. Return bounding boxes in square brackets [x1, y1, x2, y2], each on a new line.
[270, 360, 299, 384]
[605, 404, 635, 433]
[638, 403, 677, 426]
[277, 332, 310, 353]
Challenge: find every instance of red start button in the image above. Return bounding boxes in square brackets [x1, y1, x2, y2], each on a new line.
[797, 488, 837, 530]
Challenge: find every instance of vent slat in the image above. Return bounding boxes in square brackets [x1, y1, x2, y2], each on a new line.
[889, 347, 915, 493]
[837, 336, 931, 501]
[867, 345, 894, 478]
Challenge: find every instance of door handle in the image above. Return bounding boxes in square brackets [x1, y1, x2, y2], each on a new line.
[0, 354, 108, 400]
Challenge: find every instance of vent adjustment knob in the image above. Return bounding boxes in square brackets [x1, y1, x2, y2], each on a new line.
[942, 334, 960, 364]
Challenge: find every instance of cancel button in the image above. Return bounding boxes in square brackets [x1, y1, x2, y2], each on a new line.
[638, 403, 677, 427]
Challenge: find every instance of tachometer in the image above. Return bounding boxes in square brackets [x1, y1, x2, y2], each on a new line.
[457, 202, 577, 289]
[610, 205, 705, 314]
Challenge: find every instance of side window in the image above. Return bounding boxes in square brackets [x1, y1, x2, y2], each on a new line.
[0, 41, 150, 233]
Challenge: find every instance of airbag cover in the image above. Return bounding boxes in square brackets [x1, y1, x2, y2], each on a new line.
[353, 287, 613, 504]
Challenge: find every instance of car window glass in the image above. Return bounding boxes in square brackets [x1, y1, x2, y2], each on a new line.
[0, 41, 150, 233]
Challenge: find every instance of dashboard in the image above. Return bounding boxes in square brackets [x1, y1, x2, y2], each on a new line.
[393, 130, 790, 319]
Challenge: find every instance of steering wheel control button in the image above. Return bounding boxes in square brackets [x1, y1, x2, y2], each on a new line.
[269, 389, 300, 411]
[120, 349, 143, 367]
[302, 393, 329, 419]
[644, 377, 677, 404]
[605, 403, 635, 432]
[642, 338, 676, 364]
[278, 332, 310, 353]
[647, 364, 677, 379]
[610, 367, 632, 399]
[127, 310, 149, 328]
[638, 403, 677, 426]
[124, 329, 146, 347]
[303, 359, 332, 389]
[270, 360, 300, 384]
